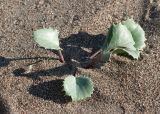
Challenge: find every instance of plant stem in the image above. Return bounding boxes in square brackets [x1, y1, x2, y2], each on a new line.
[90, 49, 103, 59]
[81, 48, 103, 68]
[58, 50, 65, 63]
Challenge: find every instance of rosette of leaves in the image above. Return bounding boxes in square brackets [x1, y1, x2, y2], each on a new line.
[33, 27, 64, 62]
[63, 75, 94, 101]
[102, 18, 146, 62]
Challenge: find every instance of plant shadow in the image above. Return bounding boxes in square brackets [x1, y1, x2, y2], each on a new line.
[0, 95, 10, 114]
[0, 56, 58, 68]
[13, 63, 76, 80]
[61, 32, 105, 62]
[28, 79, 71, 104]
[13, 32, 106, 79]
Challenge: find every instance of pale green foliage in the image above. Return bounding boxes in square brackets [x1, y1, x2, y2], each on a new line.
[102, 18, 146, 62]
[106, 23, 135, 50]
[63, 75, 94, 101]
[122, 19, 146, 50]
[33, 27, 61, 50]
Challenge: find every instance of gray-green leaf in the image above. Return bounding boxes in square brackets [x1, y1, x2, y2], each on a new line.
[63, 75, 94, 101]
[106, 23, 136, 51]
[112, 48, 140, 59]
[102, 18, 146, 61]
[33, 27, 60, 50]
[122, 19, 146, 50]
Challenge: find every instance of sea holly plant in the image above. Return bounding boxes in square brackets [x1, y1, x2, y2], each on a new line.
[84, 18, 146, 66]
[63, 75, 94, 101]
[32, 18, 146, 102]
[33, 28, 94, 101]
[33, 27, 64, 62]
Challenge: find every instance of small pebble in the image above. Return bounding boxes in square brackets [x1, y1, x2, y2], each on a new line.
[39, 0, 45, 5]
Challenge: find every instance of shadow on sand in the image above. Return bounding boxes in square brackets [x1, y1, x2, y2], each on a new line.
[12, 32, 105, 103]
[0, 56, 58, 68]
[28, 79, 71, 104]
[12, 32, 105, 79]
[0, 95, 10, 114]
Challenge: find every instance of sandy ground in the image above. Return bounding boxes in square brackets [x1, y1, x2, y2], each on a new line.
[0, 0, 160, 114]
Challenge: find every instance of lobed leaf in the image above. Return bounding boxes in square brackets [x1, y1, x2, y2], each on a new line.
[63, 75, 94, 101]
[33, 27, 61, 50]
[112, 48, 140, 59]
[102, 18, 146, 62]
[122, 19, 146, 50]
[106, 23, 135, 51]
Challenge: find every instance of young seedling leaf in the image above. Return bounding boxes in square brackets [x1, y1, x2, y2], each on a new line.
[122, 19, 146, 50]
[112, 48, 140, 59]
[122, 18, 138, 32]
[63, 75, 94, 101]
[101, 19, 146, 61]
[103, 25, 114, 48]
[33, 27, 61, 50]
[102, 23, 138, 61]
[106, 23, 136, 51]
